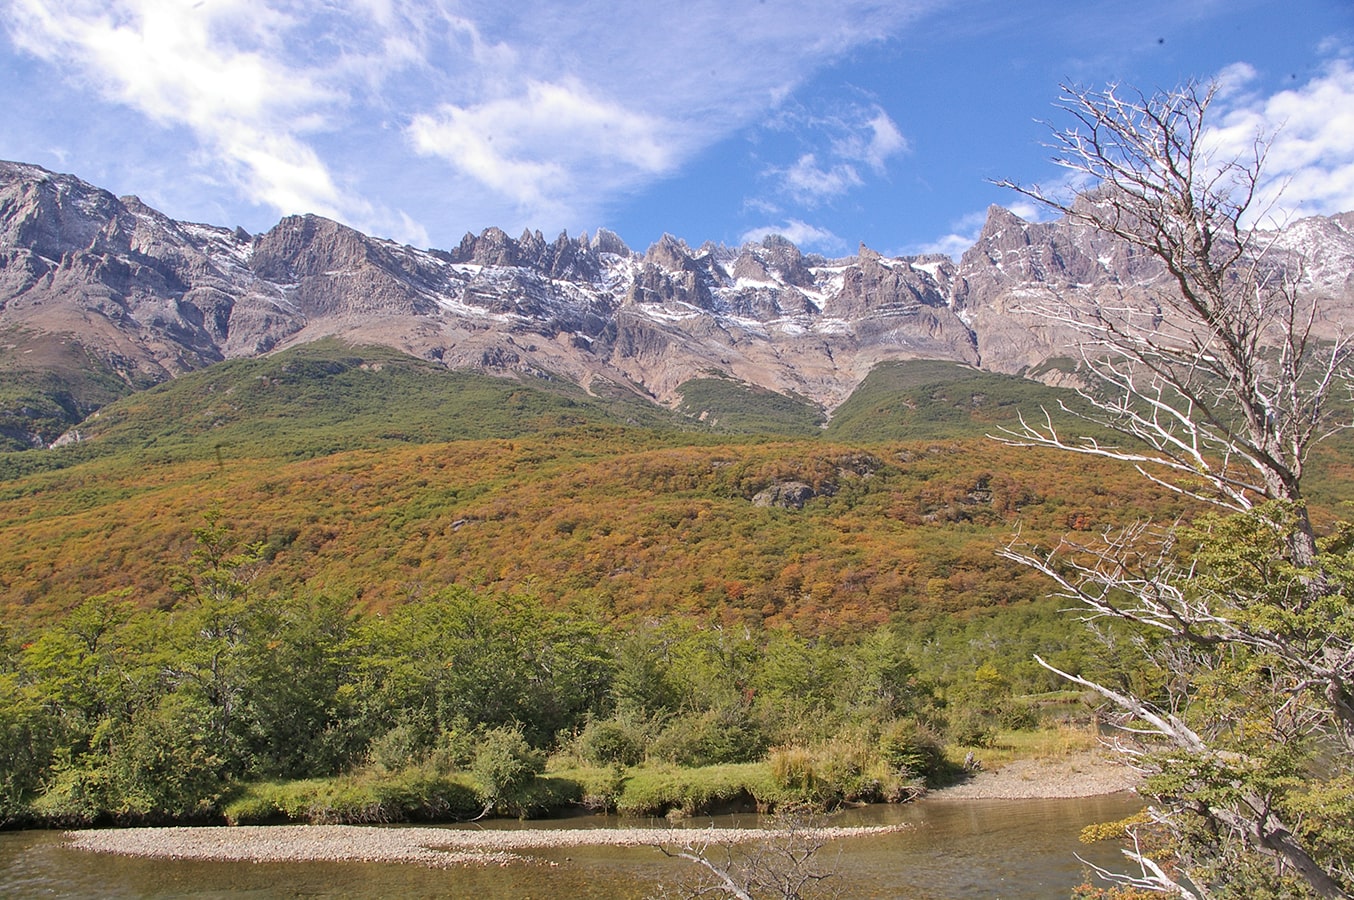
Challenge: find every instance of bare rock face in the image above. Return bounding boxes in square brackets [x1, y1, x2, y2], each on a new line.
[953, 202, 1354, 376]
[0, 161, 235, 382]
[752, 481, 819, 509]
[251, 215, 439, 318]
[1, 159, 1350, 432]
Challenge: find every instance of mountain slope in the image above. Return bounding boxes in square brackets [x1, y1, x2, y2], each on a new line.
[2, 160, 1351, 447]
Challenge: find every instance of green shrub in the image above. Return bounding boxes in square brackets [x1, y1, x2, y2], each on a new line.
[574, 716, 648, 767]
[769, 747, 821, 796]
[470, 725, 545, 815]
[367, 721, 431, 772]
[427, 721, 479, 774]
[615, 762, 777, 817]
[946, 707, 997, 748]
[512, 775, 584, 814]
[649, 708, 766, 767]
[104, 697, 224, 822]
[877, 719, 946, 783]
[768, 728, 933, 807]
[30, 760, 112, 826]
[995, 702, 1039, 731]
[222, 769, 481, 825]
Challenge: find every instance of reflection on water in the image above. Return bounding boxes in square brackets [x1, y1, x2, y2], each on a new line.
[0, 795, 1141, 899]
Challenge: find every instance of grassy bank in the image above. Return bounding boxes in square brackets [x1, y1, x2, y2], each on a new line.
[216, 726, 1096, 828]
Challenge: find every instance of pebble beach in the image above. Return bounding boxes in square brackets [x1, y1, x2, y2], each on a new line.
[64, 822, 911, 868]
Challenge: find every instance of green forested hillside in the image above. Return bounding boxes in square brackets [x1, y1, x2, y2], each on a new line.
[676, 374, 826, 435]
[0, 331, 144, 452]
[2, 341, 685, 473]
[7, 342, 1350, 635]
[824, 359, 1097, 441]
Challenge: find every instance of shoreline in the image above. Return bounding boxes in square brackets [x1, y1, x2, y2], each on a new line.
[925, 749, 1140, 800]
[62, 751, 1139, 868]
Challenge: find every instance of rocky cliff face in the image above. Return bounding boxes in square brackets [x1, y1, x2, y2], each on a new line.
[2, 160, 1351, 444]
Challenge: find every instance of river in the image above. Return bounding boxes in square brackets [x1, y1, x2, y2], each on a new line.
[0, 794, 1142, 898]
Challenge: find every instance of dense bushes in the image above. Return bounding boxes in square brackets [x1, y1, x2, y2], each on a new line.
[0, 518, 1121, 827]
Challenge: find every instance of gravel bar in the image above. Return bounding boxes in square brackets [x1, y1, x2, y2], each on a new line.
[65, 823, 910, 868]
[926, 750, 1141, 800]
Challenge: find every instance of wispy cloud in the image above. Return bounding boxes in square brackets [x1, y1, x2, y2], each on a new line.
[1207, 54, 1354, 226]
[741, 219, 845, 253]
[760, 102, 910, 205]
[777, 154, 866, 204]
[6, 0, 361, 221]
[914, 209, 990, 257]
[840, 109, 909, 173]
[2, 0, 935, 243]
[408, 78, 679, 224]
[914, 200, 1055, 257]
[923, 48, 1354, 258]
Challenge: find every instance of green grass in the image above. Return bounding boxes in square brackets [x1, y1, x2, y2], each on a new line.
[944, 723, 1102, 773]
[0, 341, 693, 478]
[613, 762, 781, 817]
[222, 767, 482, 825]
[824, 359, 1107, 442]
[676, 375, 826, 436]
[0, 330, 143, 452]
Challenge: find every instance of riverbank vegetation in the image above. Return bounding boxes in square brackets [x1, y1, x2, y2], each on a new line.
[0, 505, 1130, 828]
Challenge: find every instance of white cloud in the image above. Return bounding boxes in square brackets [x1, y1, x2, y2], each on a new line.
[741, 219, 844, 253]
[5, 0, 357, 221]
[1204, 56, 1354, 225]
[777, 154, 864, 203]
[1214, 61, 1259, 98]
[917, 231, 980, 258]
[2, 0, 935, 241]
[913, 202, 1058, 258]
[914, 209, 989, 257]
[408, 78, 678, 219]
[840, 109, 909, 173]
[760, 102, 908, 207]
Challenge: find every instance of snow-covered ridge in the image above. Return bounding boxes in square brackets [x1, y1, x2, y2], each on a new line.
[1, 159, 1350, 413]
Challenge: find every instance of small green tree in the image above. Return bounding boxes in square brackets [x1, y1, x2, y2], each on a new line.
[469, 725, 544, 816]
[164, 505, 266, 774]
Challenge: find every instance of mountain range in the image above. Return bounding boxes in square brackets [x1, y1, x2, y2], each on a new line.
[2, 159, 1352, 449]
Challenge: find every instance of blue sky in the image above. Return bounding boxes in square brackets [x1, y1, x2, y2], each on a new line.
[2, 0, 1351, 257]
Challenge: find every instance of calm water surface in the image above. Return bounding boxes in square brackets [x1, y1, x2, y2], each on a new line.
[0, 795, 1142, 899]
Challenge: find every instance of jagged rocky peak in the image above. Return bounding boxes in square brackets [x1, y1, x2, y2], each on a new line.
[644, 233, 698, 273]
[825, 239, 951, 319]
[4, 158, 1352, 434]
[757, 234, 814, 287]
[518, 227, 546, 260]
[452, 230, 480, 261]
[469, 226, 518, 267]
[731, 250, 773, 283]
[250, 214, 386, 281]
[963, 204, 1031, 264]
[730, 234, 814, 288]
[537, 229, 594, 281]
[0, 160, 128, 260]
[591, 227, 631, 257]
[443, 225, 607, 282]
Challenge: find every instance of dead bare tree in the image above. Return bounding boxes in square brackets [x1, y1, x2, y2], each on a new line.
[652, 809, 844, 900]
[993, 81, 1354, 899]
